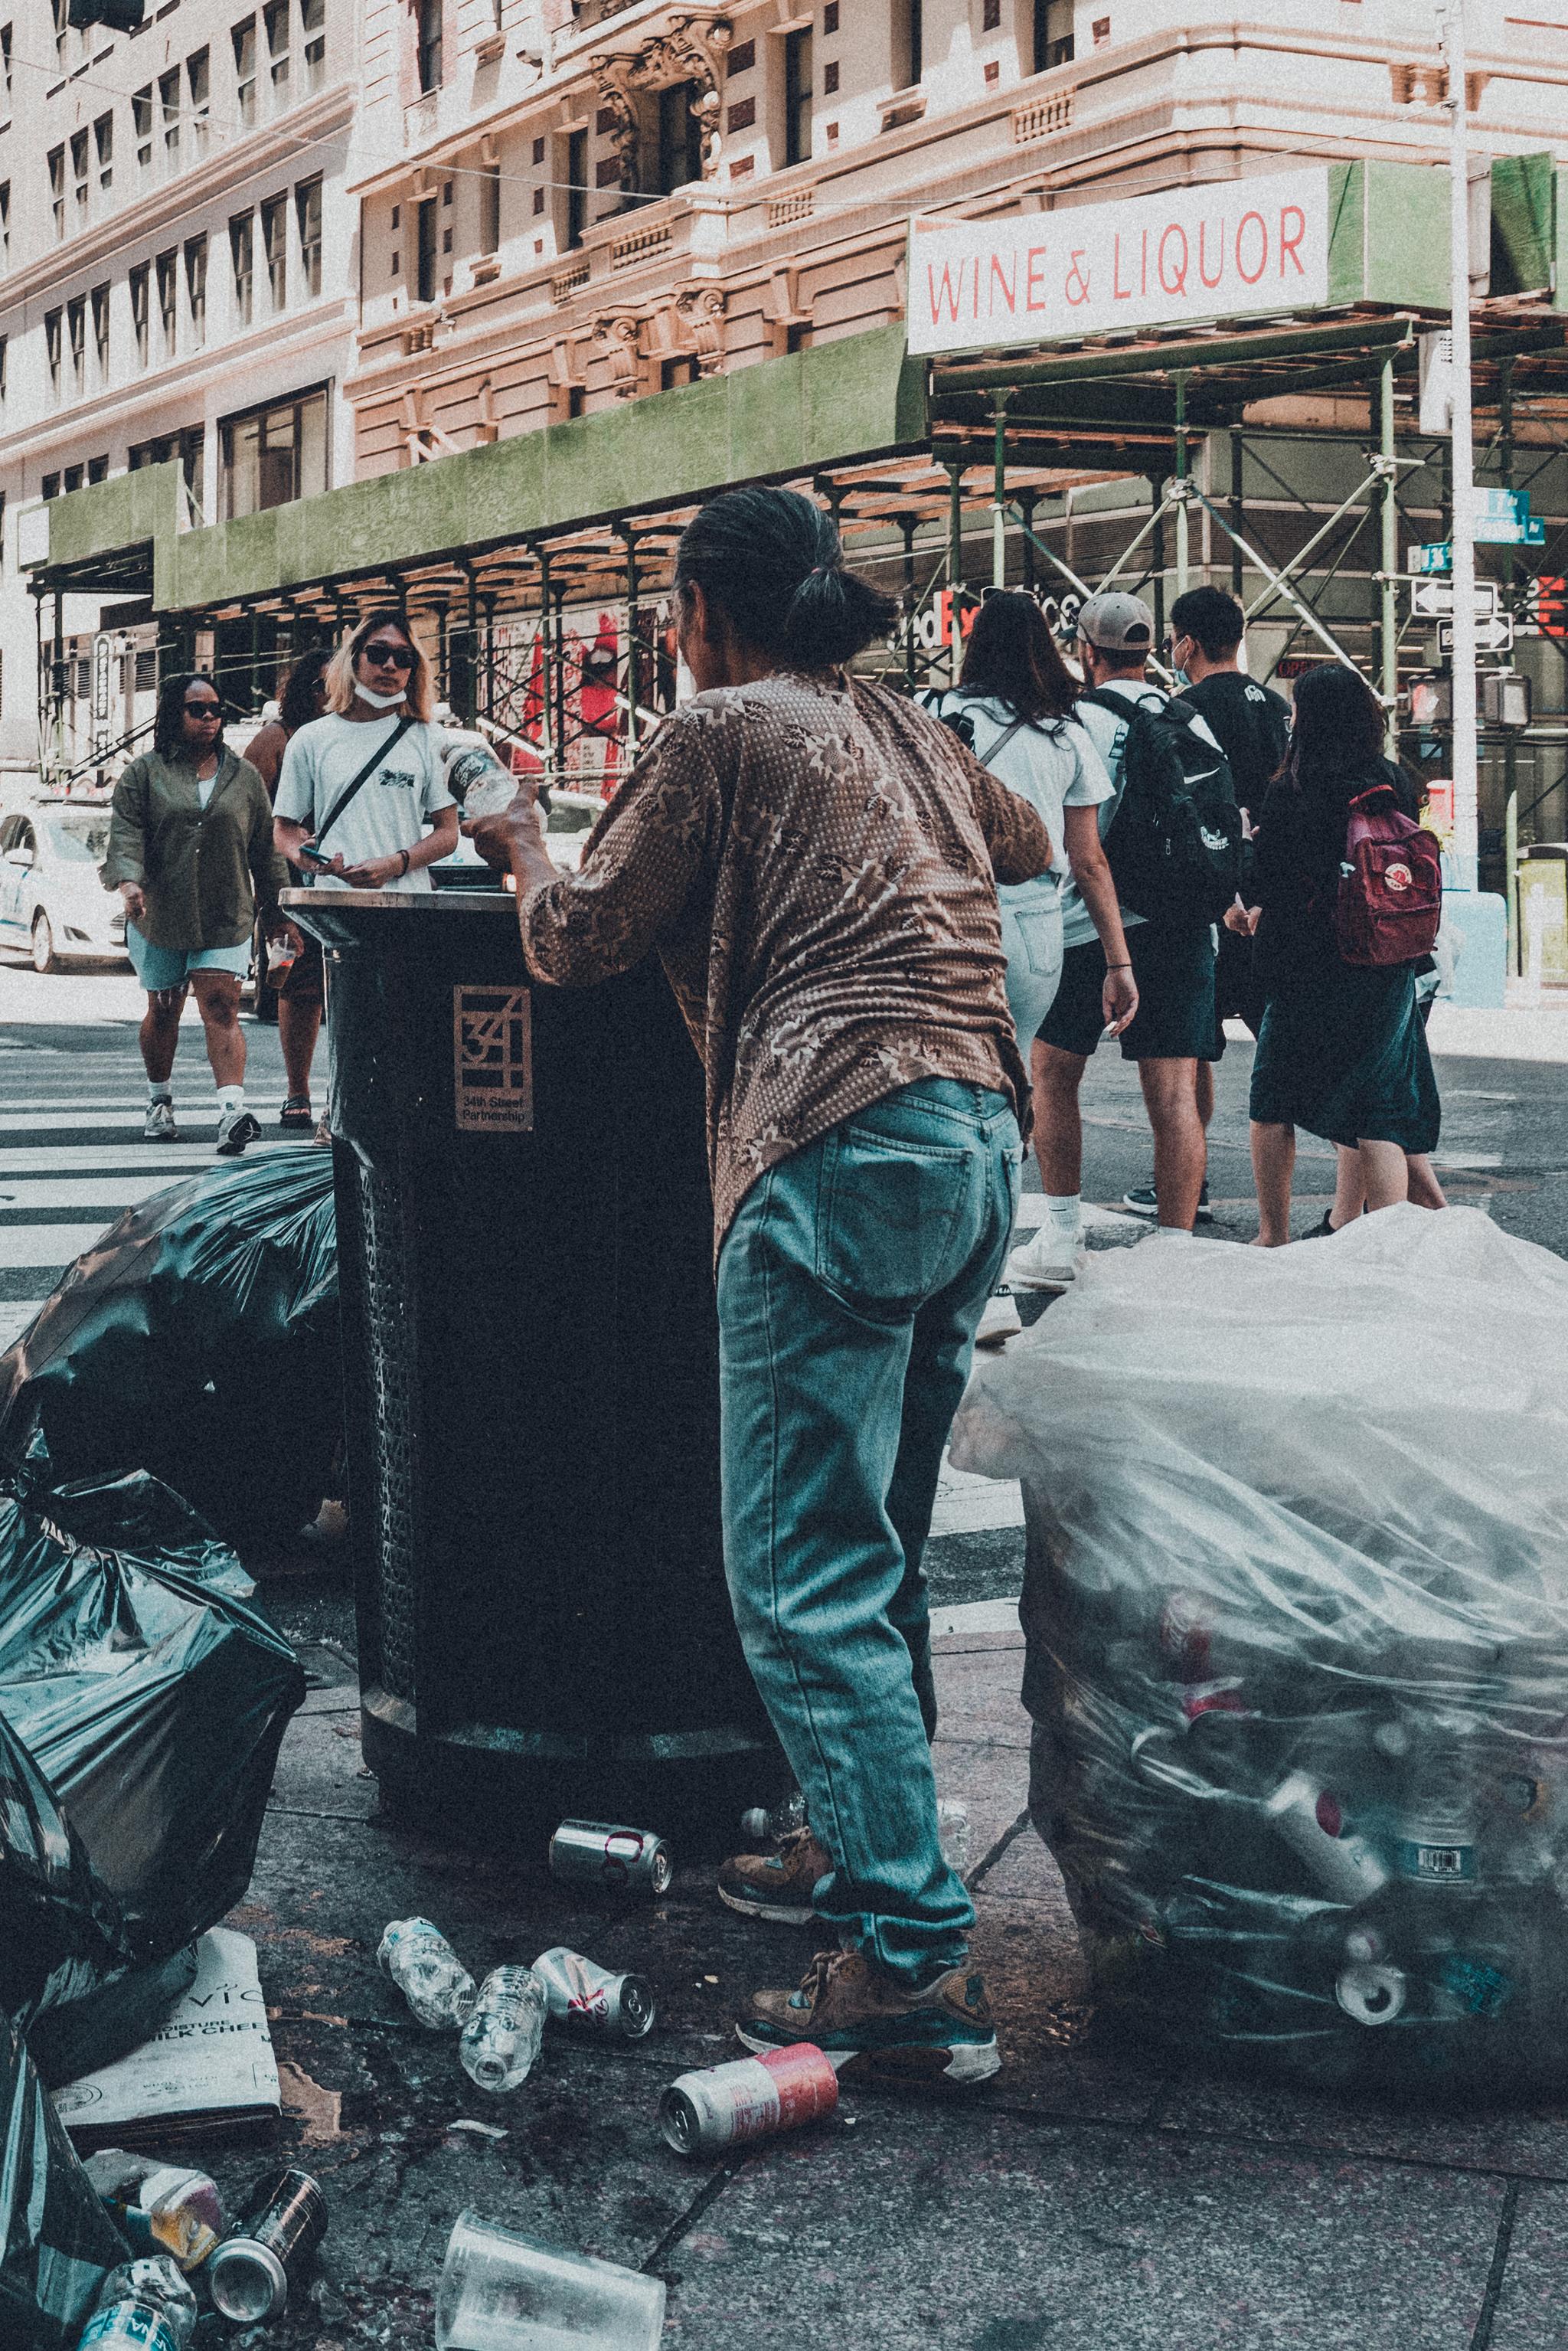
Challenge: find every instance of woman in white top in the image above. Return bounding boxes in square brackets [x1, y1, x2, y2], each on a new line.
[929, 592, 1132, 1055]
[273, 611, 459, 895]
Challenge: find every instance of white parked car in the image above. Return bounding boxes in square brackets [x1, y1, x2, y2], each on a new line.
[0, 802, 128, 971]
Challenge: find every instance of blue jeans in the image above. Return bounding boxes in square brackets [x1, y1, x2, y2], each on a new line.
[716, 1078, 1022, 1982]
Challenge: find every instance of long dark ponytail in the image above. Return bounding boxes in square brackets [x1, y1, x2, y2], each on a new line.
[674, 487, 897, 671]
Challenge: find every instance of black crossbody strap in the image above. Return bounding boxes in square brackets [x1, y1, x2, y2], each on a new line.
[314, 714, 416, 852]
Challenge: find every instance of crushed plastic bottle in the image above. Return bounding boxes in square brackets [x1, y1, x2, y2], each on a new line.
[377, 1917, 479, 2029]
[739, 1789, 808, 1847]
[459, 1965, 547, 2093]
[77, 2257, 198, 2351]
[938, 1798, 972, 1878]
[82, 2150, 224, 2272]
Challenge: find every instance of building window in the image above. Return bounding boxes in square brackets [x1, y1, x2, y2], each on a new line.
[70, 128, 90, 225]
[0, 25, 10, 106]
[130, 263, 149, 365]
[91, 282, 109, 378]
[43, 472, 60, 502]
[824, 2, 838, 29]
[1033, 0, 1073, 68]
[130, 427, 205, 512]
[0, 335, 7, 407]
[896, 0, 923, 86]
[220, 384, 328, 519]
[261, 191, 287, 308]
[233, 16, 256, 123]
[480, 162, 501, 253]
[156, 248, 178, 357]
[263, 0, 289, 102]
[185, 235, 207, 347]
[133, 87, 152, 175]
[51, 0, 67, 64]
[302, 0, 325, 90]
[93, 113, 113, 195]
[295, 175, 322, 296]
[64, 464, 83, 494]
[87, 456, 107, 485]
[0, 183, 9, 271]
[565, 127, 586, 249]
[416, 195, 438, 302]
[656, 80, 702, 193]
[44, 310, 62, 400]
[230, 211, 254, 323]
[417, 0, 442, 93]
[784, 28, 812, 164]
[159, 67, 181, 167]
[48, 146, 65, 239]
[188, 49, 210, 150]
[67, 295, 86, 394]
[982, 0, 1001, 25]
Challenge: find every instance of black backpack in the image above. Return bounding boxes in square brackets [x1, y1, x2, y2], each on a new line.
[1082, 687, 1244, 924]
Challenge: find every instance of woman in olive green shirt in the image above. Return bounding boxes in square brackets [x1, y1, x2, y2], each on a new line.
[103, 672, 286, 1153]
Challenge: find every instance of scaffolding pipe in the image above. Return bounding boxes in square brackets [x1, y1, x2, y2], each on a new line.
[1380, 358, 1400, 755]
[1442, 0, 1480, 888]
[991, 397, 1009, 589]
[946, 460, 964, 686]
[1174, 375, 1190, 598]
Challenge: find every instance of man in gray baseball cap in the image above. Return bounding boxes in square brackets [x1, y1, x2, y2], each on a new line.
[1007, 587, 1220, 1294]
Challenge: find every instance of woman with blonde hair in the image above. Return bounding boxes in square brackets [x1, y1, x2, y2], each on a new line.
[273, 610, 457, 899]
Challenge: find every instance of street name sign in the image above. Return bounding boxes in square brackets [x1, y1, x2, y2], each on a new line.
[906, 168, 1331, 355]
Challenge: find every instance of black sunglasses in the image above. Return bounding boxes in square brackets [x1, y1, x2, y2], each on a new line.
[184, 698, 222, 714]
[362, 642, 416, 670]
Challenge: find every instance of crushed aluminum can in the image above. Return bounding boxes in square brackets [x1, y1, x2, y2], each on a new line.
[1336, 1963, 1406, 2026]
[659, 2043, 838, 2157]
[532, 1945, 655, 2039]
[207, 2170, 328, 2325]
[1263, 1771, 1390, 1904]
[548, 1820, 672, 1895]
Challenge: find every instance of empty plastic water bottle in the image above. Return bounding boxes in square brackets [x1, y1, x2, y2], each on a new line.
[459, 1965, 547, 2093]
[377, 1917, 479, 2030]
[77, 2258, 197, 2351]
[740, 1788, 808, 1846]
[938, 1797, 972, 1877]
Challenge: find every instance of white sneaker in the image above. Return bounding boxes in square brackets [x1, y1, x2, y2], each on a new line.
[143, 1098, 178, 1142]
[1008, 1224, 1082, 1293]
[215, 1106, 261, 1156]
[974, 1286, 1022, 1348]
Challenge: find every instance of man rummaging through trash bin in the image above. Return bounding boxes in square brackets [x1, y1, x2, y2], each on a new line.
[469, 486, 1054, 2084]
[272, 614, 460, 920]
[103, 672, 287, 1157]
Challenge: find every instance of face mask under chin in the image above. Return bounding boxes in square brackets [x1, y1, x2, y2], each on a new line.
[355, 681, 408, 711]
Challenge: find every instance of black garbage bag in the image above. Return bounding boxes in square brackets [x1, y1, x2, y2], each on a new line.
[0, 1467, 304, 2013]
[0, 1152, 338, 1549]
[0, 2020, 126, 2350]
[0, 1702, 132, 2042]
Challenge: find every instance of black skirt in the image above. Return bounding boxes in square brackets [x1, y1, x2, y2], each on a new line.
[1249, 960, 1441, 1153]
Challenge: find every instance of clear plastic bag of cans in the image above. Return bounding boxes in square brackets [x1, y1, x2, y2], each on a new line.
[950, 1207, 1568, 2099]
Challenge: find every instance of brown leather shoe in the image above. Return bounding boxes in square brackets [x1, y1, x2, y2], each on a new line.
[716, 1827, 833, 1926]
[736, 1947, 1001, 2085]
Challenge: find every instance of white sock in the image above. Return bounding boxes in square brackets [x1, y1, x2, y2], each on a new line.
[1155, 1225, 1194, 1242]
[217, 1084, 244, 1113]
[147, 1080, 172, 1104]
[1044, 1193, 1081, 1239]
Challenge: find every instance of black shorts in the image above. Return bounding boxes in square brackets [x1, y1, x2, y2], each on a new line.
[1039, 925, 1220, 1063]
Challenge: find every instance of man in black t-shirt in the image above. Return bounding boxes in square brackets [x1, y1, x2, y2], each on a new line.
[1121, 586, 1292, 1221]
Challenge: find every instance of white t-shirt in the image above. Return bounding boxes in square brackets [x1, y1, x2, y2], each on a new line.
[929, 693, 1112, 924]
[275, 713, 456, 893]
[1062, 679, 1223, 951]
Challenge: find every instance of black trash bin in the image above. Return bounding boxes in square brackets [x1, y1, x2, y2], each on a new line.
[286, 879, 782, 1849]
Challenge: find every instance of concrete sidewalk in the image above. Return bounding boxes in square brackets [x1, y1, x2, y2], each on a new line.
[199, 1603, 1567, 2351]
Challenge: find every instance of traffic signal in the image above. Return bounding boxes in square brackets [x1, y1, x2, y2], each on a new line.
[67, 2, 146, 30]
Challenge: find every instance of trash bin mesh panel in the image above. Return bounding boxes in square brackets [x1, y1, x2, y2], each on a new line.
[352, 1156, 420, 1704]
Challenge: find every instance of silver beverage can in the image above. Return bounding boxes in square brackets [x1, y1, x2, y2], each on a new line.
[659, 2044, 838, 2158]
[207, 2169, 328, 2324]
[548, 1820, 673, 1895]
[532, 1945, 656, 2039]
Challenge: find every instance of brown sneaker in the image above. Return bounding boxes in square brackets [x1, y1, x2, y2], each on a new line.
[716, 1827, 833, 1926]
[736, 1947, 1001, 2085]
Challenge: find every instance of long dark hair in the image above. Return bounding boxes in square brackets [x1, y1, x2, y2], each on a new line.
[279, 646, 331, 734]
[1282, 663, 1387, 785]
[958, 591, 1077, 722]
[153, 672, 222, 761]
[674, 487, 897, 670]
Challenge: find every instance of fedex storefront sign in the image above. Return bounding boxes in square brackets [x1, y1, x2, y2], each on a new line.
[907, 170, 1331, 356]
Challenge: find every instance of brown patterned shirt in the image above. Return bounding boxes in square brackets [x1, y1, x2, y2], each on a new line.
[517, 672, 1054, 1256]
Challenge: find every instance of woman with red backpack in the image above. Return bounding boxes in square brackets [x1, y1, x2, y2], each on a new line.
[1246, 662, 1442, 1245]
